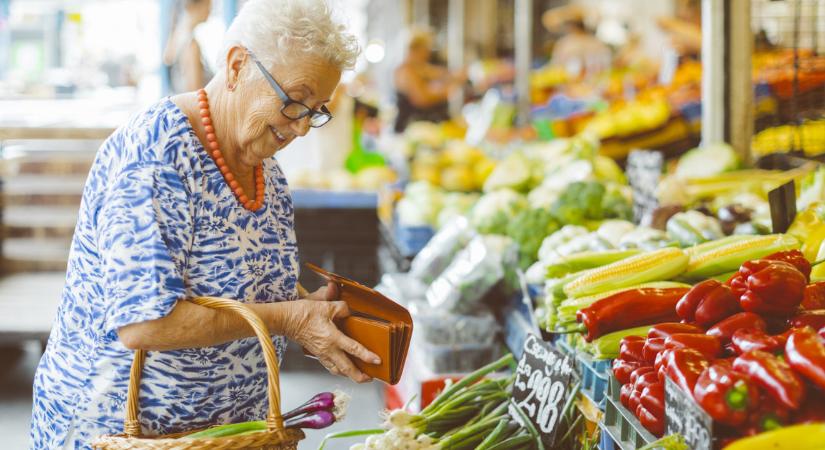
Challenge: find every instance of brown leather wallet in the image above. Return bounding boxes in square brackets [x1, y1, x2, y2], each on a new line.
[305, 263, 413, 385]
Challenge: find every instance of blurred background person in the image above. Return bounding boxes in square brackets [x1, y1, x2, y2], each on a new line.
[393, 28, 464, 133]
[163, 0, 214, 93]
[543, 4, 612, 78]
[657, 0, 702, 60]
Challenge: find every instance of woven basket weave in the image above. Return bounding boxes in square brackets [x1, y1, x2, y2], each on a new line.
[92, 297, 305, 450]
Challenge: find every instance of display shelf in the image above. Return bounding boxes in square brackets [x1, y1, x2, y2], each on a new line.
[556, 338, 610, 410]
[600, 375, 657, 450]
[291, 189, 378, 209]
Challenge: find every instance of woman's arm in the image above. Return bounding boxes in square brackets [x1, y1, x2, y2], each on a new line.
[182, 40, 206, 91]
[118, 283, 380, 383]
[395, 65, 451, 108]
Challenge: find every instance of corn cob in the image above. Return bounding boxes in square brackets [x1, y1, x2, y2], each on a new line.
[563, 247, 689, 298]
[683, 234, 753, 258]
[683, 234, 800, 280]
[545, 249, 642, 279]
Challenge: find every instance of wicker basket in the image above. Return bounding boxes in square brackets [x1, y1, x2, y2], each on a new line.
[92, 297, 305, 450]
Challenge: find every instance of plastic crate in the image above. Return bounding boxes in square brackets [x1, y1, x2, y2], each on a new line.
[554, 338, 610, 409]
[577, 351, 611, 408]
[600, 375, 657, 450]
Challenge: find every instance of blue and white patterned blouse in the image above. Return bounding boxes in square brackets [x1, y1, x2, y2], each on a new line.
[30, 98, 300, 449]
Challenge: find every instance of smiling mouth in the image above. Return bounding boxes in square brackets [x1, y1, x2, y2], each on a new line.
[270, 127, 289, 147]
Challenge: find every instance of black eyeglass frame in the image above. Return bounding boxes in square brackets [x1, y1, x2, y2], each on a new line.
[247, 50, 333, 128]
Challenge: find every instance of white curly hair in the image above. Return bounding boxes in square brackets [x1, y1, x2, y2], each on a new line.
[219, 0, 360, 72]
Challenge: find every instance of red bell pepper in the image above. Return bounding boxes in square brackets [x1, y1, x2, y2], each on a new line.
[677, 279, 719, 321]
[665, 348, 709, 395]
[630, 366, 655, 385]
[693, 360, 760, 426]
[739, 260, 807, 317]
[620, 383, 633, 408]
[619, 336, 647, 363]
[676, 279, 741, 327]
[707, 312, 767, 344]
[746, 394, 790, 434]
[764, 249, 812, 281]
[664, 333, 722, 359]
[802, 282, 825, 310]
[789, 310, 825, 330]
[655, 348, 673, 382]
[785, 326, 825, 390]
[727, 272, 748, 299]
[793, 390, 825, 424]
[613, 359, 647, 385]
[635, 403, 664, 437]
[647, 322, 704, 340]
[629, 385, 643, 414]
[820, 326, 825, 340]
[577, 287, 688, 341]
[635, 371, 660, 392]
[733, 350, 806, 410]
[640, 382, 665, 418]
[643, 337, 666, 364]
[730, 328, 783, 355]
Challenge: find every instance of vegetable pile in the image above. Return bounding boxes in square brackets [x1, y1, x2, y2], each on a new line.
[609, 250, 825, 446]
[322, 354, 597, 450]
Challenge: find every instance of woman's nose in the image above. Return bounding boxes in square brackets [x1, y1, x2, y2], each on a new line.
[290, 116, 311, 136]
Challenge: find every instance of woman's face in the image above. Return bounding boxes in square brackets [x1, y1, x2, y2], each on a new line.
[230, 52, 341, 166]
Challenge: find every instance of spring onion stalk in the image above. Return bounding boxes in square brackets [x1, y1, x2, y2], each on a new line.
[185, 390, 349, 440]
[184, 421, 266, 439]
[318, 429, 385, 450]
[421, 353, 515, 415]
[485, 433, 533, 450]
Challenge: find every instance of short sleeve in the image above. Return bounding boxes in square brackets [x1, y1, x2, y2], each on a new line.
[97, 162, 193, 334]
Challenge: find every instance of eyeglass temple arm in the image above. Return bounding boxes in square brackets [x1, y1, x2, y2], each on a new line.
[247, 50, 290, 102]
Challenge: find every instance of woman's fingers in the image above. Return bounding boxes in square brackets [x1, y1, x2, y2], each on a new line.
[324, 280, 339, 301]
[329, 301, 351, 320]
[328, 350, 372, 384]
[335, 330, 381, 365]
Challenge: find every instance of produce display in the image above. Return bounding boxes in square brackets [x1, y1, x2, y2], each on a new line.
[323, 354, 599, 450]
[609, 250, 825, 446]
[383, 114, 825, 449]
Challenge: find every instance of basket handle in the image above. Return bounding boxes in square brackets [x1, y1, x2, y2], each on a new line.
[123, 297, 285, 438]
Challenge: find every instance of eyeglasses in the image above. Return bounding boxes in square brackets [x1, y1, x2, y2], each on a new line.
[247, 50, 333, 128]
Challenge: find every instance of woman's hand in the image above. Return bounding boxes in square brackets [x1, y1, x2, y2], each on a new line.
[280, 282, 380, 383]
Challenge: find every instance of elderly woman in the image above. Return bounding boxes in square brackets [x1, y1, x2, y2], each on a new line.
[30, 1, 378, 448]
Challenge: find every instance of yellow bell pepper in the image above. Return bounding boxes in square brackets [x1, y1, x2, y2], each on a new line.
[788, 203, 825, 262]
[723, 424, 825, 450]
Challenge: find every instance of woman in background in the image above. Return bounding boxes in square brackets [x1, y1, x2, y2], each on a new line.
[393, 29, 464, 133]
[163, 0, 214, 93]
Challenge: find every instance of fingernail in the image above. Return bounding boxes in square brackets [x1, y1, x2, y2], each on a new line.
[372, 357, 381, 365]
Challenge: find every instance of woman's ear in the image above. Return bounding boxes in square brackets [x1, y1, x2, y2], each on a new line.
[224, 46, 248, 90]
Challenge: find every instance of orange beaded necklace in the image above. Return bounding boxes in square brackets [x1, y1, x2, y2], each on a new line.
[197, 88, 264, 211]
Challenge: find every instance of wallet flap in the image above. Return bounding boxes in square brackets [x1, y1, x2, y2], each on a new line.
[306, 263, 413, 325]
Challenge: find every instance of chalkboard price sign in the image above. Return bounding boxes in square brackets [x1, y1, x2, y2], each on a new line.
[665, 377, 713, 450]
[510, 334, 575, 447]
[626, 150, 664, 223]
